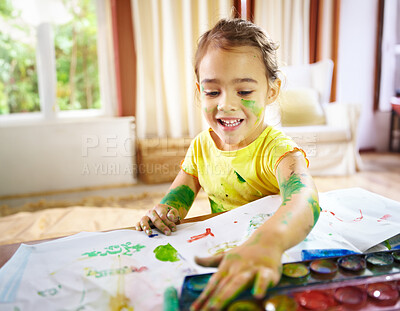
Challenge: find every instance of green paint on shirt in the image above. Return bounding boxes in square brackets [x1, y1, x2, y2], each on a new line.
[280, 173, 305, 206]
[153, 243, 180, 262]
[209, 198, 225, 213]
[241, 99, 262, 120]
[234, 171, 246, 183]
[160, 185, 195, 212]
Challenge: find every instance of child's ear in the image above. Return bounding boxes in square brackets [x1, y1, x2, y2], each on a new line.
[196, 82, 201, 93]
[267, 78, 281, 103]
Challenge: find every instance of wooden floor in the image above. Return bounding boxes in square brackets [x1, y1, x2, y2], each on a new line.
[313, 152, 400, 202]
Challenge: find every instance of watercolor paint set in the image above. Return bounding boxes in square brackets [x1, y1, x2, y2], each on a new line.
[179, 250, 400, 310]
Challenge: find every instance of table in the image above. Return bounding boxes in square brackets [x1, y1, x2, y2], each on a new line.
[0, 213, 222, 269]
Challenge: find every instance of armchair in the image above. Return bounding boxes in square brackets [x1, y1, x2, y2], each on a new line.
[268, 59, 362, 176]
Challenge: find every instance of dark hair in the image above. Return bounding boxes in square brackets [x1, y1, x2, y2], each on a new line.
[194, 18, 279, 85]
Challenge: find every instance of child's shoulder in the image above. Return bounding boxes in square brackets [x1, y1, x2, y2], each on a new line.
[191, 128, 213, 142]
[257, 126, 293, 145]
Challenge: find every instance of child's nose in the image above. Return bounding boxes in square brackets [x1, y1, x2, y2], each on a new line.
[217, 93, 238, 112]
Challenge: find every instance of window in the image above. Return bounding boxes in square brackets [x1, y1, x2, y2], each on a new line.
[0, 0, 108, 119]
[0, 1, 40, 114]
[54, 0, 100, 111]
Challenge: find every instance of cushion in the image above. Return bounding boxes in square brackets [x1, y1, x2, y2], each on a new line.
[279, 87, 326, 127]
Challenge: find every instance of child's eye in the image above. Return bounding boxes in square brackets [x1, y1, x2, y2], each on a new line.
[238, 91, 253, 96]
[204, 91, 220, 97]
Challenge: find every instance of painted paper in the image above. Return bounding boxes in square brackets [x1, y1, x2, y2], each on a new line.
[0, 188, 399, 310]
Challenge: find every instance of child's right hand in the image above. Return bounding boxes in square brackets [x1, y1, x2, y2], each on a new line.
[134, 204, 180, 236]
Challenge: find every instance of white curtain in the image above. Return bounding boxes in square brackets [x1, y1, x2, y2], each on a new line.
[96, 0, 118, 117]
[254, 0, 310, 67]
[131, 0, 232, 139]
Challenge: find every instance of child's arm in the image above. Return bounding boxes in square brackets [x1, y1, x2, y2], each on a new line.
[191, 151, 319, 311]
[135, 169, 201, 236]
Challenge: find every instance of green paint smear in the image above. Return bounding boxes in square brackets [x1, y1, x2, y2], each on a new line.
[280, 173, 305, 206]
[234, 171, 246, 183]
[383, 240, 392, 250]
[153, 243, 180, 262]
[209, 198, 225, 213]
[308, 195, 321, 226]
[160, 185, 195, 212]
[241, 99, 262, 120]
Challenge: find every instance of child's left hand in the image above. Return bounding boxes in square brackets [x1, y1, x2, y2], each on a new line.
[190, 239, 283, 311]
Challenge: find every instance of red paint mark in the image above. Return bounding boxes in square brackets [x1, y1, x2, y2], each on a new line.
[377, 214, 392, 222]
[322, 210, 344, 222]
[131, 266, 148, 272]
[353, 209, 363, 222]
[187, 228, 215, 243]
[322, 209, 363, 223]
[234, 221, 238, 223]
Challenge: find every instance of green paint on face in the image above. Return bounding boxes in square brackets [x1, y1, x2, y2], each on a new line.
[153, 243, 180, 262]
[280, 173, 306, 206]
[234, 171, 246, 183]
[209, 198, 225, 213]
[160, 185, 194, 212]
[308, 195, 321, 226]
[241, 99, 263, 120]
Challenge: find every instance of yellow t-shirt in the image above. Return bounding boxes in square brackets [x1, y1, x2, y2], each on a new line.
[181, 126, 308, 213]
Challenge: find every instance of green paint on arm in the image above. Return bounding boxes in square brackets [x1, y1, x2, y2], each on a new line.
[247, 232, 262, 246]
[308, 195, 321, 226]
[209, 198, 225, 213]
[225, 253, 241, 261]
[234, 171, 246, 183]
[281, 211, 293, 225]
[160, 185, 195, 212]
[279, 173, 306, 206]
[153, 243, 180, 262]
[241, 99, 262, 120]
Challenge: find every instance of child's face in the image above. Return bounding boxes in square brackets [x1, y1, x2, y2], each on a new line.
[198, 46, 279, 150]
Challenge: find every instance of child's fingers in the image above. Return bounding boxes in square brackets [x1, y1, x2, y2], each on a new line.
[190, 272, 221, 311]
[166, 207, 180, 223]
[139, 216, 153, 235]
[133, 221, 143, 231]
[204, 271, 253, 310]
[252, 268, 276, 298]
[194, 253, 224, 267]
[154, 205, 178, 232]
[147, 209, 173, 236]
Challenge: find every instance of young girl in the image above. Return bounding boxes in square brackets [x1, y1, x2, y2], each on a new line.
[135, 18, 320, 310]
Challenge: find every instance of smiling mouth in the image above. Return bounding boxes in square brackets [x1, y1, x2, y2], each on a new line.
[218, 118, 244, 127]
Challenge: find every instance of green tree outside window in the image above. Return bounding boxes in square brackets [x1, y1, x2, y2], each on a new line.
[0, 0, 100, 115]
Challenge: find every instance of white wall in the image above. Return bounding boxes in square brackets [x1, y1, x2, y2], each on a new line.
[337, 0, 390, 151]
[0, 117, 137, 197]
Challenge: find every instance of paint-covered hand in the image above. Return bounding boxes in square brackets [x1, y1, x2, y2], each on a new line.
[190, 239, 283, 311]
[134, 204, 180, 236]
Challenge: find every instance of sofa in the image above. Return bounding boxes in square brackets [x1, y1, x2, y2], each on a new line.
[268, 59, 362, 176]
